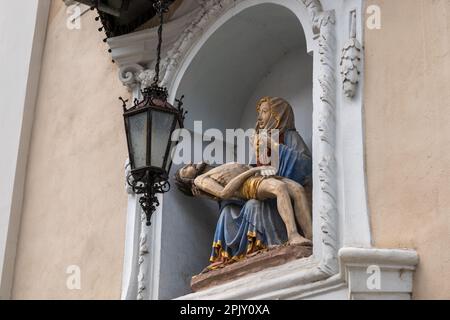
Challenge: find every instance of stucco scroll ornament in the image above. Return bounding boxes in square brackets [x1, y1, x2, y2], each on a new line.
[136, 58, 170, 89]
[136, 69, 156, 89]
[118, 64, 145, 90]
[119, 61, 172, 90]
[340, 10, 362, 98]
[118, 64, 153, 90]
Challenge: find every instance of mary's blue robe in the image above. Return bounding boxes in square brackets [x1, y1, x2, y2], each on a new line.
[210, 130, 312, 263]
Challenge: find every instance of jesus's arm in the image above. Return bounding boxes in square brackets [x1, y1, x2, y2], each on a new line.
[195, 167, 261, 199]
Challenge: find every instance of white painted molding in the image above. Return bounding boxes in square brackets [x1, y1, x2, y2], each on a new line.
[121, 160, 140, 300]
[137, 207, 150, 300]
[178, 257, 344, 300]
[0, 0, 50, 299]
[178, 247, 419, 300]
[339, 248, 419, 300]
[136, 194, 164, 300]
[314, 8, 339, 276]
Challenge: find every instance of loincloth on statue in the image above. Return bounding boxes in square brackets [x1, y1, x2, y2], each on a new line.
[239, 175, 282, 200]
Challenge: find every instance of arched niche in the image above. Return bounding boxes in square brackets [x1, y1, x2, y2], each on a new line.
[160, 2, 314, 299]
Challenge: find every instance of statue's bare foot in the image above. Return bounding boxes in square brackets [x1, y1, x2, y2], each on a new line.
[288, 234, 312, 246]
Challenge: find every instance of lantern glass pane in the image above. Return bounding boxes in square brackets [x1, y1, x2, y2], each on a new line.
[128, 111, 148, 169]
[166, 120, 181, 173]
[151, 111, 175, 169]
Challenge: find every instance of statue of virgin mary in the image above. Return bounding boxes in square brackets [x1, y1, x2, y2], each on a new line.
[208, 97, 312, 269]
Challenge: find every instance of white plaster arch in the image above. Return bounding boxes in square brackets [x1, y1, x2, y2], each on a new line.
[164, 0, 342, 278]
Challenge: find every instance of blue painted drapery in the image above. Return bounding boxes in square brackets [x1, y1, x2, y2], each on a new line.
[210, 130, 312, 264]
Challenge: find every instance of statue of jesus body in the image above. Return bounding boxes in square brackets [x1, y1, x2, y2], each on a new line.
[177, 162, 312, 246]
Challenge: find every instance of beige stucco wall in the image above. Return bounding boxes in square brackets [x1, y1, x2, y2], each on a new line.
[10, 0, 450, 300]
[12, 0, 129, 299]
[365, 0, 450, 299]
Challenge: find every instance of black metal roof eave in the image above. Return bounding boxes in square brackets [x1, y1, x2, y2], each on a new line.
[72, 0, 175, 38]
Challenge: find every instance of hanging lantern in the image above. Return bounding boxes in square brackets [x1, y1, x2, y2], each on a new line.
[120, 0, 186, 226]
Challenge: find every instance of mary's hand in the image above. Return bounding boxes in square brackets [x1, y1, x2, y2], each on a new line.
[191, 185, 202, 197]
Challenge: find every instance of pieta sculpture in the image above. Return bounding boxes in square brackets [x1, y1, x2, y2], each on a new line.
[175, 97, 312, 271]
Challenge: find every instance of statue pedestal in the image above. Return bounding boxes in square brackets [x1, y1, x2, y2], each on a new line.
[180, 247, 418, 300]
[191, 244, 313, 292]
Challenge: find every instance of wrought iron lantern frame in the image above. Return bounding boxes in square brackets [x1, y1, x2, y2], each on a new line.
[120, 0, 186, 226]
